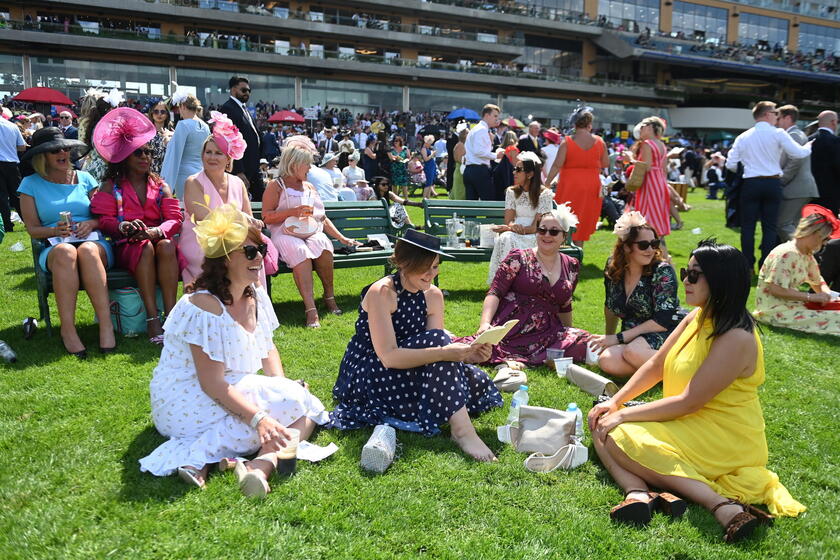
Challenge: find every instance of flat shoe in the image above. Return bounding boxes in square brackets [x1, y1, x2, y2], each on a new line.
[177, 466, 205, 489]
[239, 470, 270, 498]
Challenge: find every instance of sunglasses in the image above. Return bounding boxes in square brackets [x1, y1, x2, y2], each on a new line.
[241, 243, 268, 260]
[60, 115, 72, 119]
[679, 267, 703, 284]
[239, 87, 251, 93]
[536, 226, 562, 237]
[133, 148, 153, 157]
[632, 239, 661, 250]
[152, 109, 168, 115]
[50, 147, 71, 154]
[513, 166, 525, 173]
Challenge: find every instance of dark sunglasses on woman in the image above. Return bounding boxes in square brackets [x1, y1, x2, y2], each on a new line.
[133, 148, 153, 157]
[152, 109, 168, 115]
[536, 226, 562, 237]
[679, 267, 703, 284]
[50, 147, 71, 154]
[513, 166, 525, 173]
[632, 239, 661, 250]
[242, 243, 268, 260]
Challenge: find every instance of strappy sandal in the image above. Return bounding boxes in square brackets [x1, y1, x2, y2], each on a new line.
[650, 492, 687, 518]
[304, 307, 321, 329]
[610, 489, 656, 525]
[147, 317, 164, 345]
[324, 296, 343, 316]
[711, 499, 759, 543]
[177, 465, 206, 489]
[237, 453, 276, 498]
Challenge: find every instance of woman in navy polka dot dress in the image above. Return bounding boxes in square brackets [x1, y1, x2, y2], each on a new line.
[331, 230, 503, 461]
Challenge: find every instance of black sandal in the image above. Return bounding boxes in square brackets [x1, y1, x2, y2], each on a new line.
[711, 499, 758, 543]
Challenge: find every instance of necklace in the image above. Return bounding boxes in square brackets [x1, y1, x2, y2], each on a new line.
[534, 249, 557, 282]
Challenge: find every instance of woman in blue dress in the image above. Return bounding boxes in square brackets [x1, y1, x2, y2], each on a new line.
[420, 134, 438, 199]
[331, 229, 503, 461]
[160, 93, 210, 200]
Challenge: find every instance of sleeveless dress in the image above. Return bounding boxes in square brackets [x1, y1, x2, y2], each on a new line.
[266, 183, 334, 269]
[610, 313, 806, 517]
[178, 170, 250, 284]
[487, 188, 553, 283]
[632, 139, 671, 238]
[422, 146, 437, 188]
[554, 136, 605, 242]
[139, 287, 330, 476]
[330, 274, 503, 435]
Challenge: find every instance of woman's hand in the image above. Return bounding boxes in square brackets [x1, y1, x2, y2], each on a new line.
[510, 223, 525, 235]
[255, 416, 292, 451]
[591, 410, 625, 443]
[491, 224, 509, 233]
[339, 235, 361, 246]
[447, 342, 491, 364]
[247, 215, 265, 230]
[291, 205, 311, 218]
[809, 292, 833, 304]
[588, 334, 619, 352]
[74, 220, 96, 238]
[476, 322, 492, 336]
[587, 398, 618, 431]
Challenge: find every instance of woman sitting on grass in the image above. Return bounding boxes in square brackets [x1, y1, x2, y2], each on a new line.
[754, 208, 840, 337]
[589, 212, 682, 377]
[330, 229, 503, 462]
[139, 205, 329, 497]
[588, 240, 806, 542]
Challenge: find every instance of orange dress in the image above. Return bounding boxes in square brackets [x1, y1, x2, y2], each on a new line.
[554, 136, 605, 242]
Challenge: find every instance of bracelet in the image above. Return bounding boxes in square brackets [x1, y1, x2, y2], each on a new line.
[616, 332, 625, 345]
[250, 410, 268, 429]
[806, 293, 811, 302]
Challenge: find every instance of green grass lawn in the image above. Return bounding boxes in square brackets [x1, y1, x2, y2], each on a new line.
[0, 199, 836, 559]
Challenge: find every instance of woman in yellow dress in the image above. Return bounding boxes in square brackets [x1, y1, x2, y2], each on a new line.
[588, 240, 806, 542]
[754, 210, 839, 336]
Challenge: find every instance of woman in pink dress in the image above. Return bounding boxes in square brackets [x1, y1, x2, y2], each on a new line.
[262, 137, 360, 328]
[90, 108, 183, 344]
[631, 117, 672, 259]
[179, 112, 268, 285]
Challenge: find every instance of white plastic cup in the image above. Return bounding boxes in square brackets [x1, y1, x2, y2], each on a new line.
[276, 427, 300, 476]
[546, 348, 565, 361]
[554, 357, 573, 378]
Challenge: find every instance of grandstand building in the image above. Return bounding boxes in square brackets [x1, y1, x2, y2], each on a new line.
[1, 0, 839, 131]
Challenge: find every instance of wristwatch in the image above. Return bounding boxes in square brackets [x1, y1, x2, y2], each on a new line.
[616, 332, 625, 345]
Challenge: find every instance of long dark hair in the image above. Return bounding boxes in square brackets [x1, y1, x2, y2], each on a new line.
[371, 175, 391, 200]
[690, 239, 756, 338]
[605, 225, 662, 283]
[511, 158, 544, 209]
[185, 227, 262, 305]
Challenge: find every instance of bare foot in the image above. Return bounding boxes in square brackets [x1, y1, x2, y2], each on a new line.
[451, 431, 497, 462]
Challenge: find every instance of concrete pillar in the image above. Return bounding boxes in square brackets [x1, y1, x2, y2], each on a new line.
[401, 48, 418, 60]
[402, 86, 410, 112]
[727, 9, 740, 44]
[295, 77, 303, 107]
[789, 19, 800, 52]
[659, 0, 673, 34]
[497, 94, 503, 112]
[581, 40, 597, 79]
[22, 55, 32, 89]
[169, 66, 178, 92]
[161, 22, 185, 41]
[583, 0, 598, 20]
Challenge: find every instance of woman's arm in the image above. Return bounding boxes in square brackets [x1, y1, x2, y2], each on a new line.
[545, 141, 567, 186]
[192, 344, 267, 423]
[19, 194, 70, 239]
[261, 347, 285, 377]
[183, 176, 208, 222]
[604, 306, 620, 334]
[477, 294, 501, 334]
[766, 282, 831, 304]
[388, 191, 421, 207]
[599, 138, 610, 169]
[638, 142, 653, 165]
[558, 310, 573, 328]
[322, 216, 357, 245]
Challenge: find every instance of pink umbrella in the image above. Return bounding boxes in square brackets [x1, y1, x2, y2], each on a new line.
[268, 110, 304, 124]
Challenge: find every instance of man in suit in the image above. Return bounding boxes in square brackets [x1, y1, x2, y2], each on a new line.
[318, 128, 338, 155]
[261, 125, 280, 162]
[58, 111, 78, 139]
[776, 105, 819, 241]
[517, 121, 543, 155]
[809, 110, 840, 214]
[220, 75, 263, 201]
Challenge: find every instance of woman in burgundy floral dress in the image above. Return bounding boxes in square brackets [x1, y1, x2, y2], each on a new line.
[457, 205, 591, 366]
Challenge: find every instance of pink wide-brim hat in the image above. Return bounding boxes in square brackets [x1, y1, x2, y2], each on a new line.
[92, 107, 156, 163]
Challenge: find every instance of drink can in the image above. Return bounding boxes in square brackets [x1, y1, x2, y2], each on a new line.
[59, 211, 73, 227]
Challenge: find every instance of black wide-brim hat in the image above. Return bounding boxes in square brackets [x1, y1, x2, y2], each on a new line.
[389, 229, 454, 259]
[21, 127, 89, 162]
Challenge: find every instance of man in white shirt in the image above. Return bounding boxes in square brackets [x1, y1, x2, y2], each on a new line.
[726, 100, 812, 269]
[0, 108, 26, 232]
[353, 126, 367, 150]
[463, 104, 501, 200]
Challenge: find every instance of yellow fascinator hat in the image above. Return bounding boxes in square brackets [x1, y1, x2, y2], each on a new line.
[193, 201, 249, 259]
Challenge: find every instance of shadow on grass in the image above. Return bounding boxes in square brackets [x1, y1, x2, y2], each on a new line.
[579, 262, 605, 281]
[118, 425, 192, 503]
[760, 322, 838, 345]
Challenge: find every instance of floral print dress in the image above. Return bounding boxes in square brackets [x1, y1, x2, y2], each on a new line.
[456, 248, 591, 365]
[754, 241, 839, 336]
[604, 260, 683, 349]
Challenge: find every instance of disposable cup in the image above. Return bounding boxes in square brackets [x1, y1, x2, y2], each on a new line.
[276, 427, 300, 477]
[554, 357, 573, 378]
[546, 348, 565, 361]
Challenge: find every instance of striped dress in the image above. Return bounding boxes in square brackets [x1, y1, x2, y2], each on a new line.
[633, 139, 671, 237]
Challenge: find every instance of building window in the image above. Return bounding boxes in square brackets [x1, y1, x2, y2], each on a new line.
[31, 57, 170, 100]
[671, 1, 728, 42]
[0, 54, 23, 98]
[302, 79, 402, 113]
[597, 0, 660, 31]
[177, 68, 294, 107]
[738, 12, 789, 47]
[799, 22, 840, 55]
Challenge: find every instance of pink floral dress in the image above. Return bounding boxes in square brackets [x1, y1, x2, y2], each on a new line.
[456, 248, 591, 365]
[755, 241, 839, 336]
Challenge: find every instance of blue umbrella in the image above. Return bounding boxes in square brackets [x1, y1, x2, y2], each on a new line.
[447, 108, 480, 121]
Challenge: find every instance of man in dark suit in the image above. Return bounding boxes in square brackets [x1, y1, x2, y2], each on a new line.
[261, 124, 280, 162]
[58, 111, 78, 139]
[809, 110, 840, 214]
[220, 75, 263, 201]
[517, 121, 543, 155]
[318, 128, 338, 155]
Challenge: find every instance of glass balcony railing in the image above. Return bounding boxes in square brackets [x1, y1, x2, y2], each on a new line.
[736, 0, 840, 21]
[0, 18, 680, 95]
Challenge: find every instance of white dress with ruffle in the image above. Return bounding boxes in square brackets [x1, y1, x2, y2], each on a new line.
[139, 286, 329, 476]
[487, 188, 553, 283]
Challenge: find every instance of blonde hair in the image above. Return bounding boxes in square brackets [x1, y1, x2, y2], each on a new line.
[424, 134, 434, 145]
[180, 94, 203, 118]
[202, 136, 233, 172]
[502, 130, 518, 148]
[794, 213, 834, 240]
[31, 153, 48, 178]
[641, 116, 665, 137]
[278, 145, 314, 179]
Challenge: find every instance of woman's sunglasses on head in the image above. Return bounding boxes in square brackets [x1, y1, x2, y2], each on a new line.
[680, 267, 703, 284]
[632, 239, 661, 251]
[536, 226, 562, 237]
[242, 243, 268, 260]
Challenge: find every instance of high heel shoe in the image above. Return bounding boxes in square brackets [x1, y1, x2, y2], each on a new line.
[324, 296, 343, 316]
[651, 492, 687, 518]
[304, 307, 321, 328]
[712, 499, 759, 543]
[610, 489, 656, 525]
[61, 337, 87, 360]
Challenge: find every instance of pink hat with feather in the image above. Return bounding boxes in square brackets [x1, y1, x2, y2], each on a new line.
[208, 111, 246, 160]
[92, 107, 156, 163]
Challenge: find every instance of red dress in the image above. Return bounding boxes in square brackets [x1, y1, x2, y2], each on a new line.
[554, 136, 605, 242]
[91, 176, 183, 274]
[632, 140, 671, 237]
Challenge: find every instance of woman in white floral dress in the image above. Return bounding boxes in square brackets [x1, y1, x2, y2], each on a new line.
[487, 152, 556, 283]
[139, 205, 329, 497]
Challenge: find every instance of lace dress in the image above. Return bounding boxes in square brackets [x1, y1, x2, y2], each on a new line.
[487, 187, 553, 283]
[139, 287, 329, 476]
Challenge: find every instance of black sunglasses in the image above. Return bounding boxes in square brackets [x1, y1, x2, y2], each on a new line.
[59, 115, 72, 119]
[242, 243, 268, 260]
[536, 226, 562, 237]
[632, 239, 661, 251]
[513, 166, 525, 173]
[152, 109, 168, 115]
[680, 267, 703, 284]
[133, 148, 153, 157]
[239, 87, 251, 93]
[50, 147, 71, 154]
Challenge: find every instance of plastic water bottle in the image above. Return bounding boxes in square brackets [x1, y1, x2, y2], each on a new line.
[567, 402, 584, 441]
[506, 385, 529, 427]
[0, 340, 17, 363]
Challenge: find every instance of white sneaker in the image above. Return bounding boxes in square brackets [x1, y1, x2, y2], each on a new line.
[360, 424, 396, 474]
